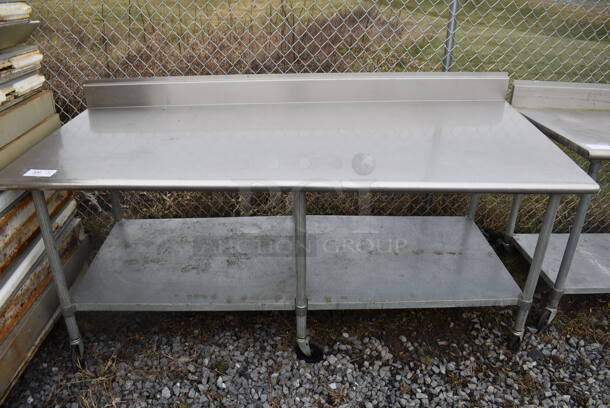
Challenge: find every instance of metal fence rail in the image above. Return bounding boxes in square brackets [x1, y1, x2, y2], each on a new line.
[29, 0, 609, 238]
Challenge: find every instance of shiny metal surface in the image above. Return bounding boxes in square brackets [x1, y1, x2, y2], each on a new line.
[511, 194, 561, 337]
[84, 73, 509, 108]
[512, 80, 610, 110]
[550, 160, 601, 295]
[513, 80, 610, 160]
[514, 233, 610, 294]
[293, 191, 308, 347]
[32, 191, 83, 352]
[0, 74, 598, 193]
[72, 216, 521, 311]
[516, 109, 610, 160]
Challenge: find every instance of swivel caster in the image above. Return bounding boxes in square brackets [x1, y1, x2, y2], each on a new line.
[295, 339, 324, 363]
[71, 342, 85, 370]
[507, 333, 522, 352]
[498, 236, 513, 252]
[536, 309, 553, 332]
[481, 228, 508, 252]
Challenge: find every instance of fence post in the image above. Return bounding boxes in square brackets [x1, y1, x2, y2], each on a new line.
[442, 0, 460, 72]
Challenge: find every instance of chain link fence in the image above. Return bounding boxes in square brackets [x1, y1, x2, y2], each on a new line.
[28, 0, 609, 243]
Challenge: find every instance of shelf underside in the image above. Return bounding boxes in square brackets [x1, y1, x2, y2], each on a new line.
[514, 233, 610, 294]
[72, 216, 521, 311]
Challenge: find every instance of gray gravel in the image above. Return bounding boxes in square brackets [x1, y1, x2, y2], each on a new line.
[4, 298, 609, 407]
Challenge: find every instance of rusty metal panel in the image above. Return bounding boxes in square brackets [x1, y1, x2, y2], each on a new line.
[0, 206, 80, 342]
[0, 191, 70, 273]
[0, 198, 77, 307]
[0, 223, 89, 404]
[0, 65, 88, 401]
[0, 191, 25, 213]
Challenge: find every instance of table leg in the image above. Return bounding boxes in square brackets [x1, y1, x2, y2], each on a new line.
[510, 193, 561, 349]
[467, 193, 480, 220]
[358, 191, 371, 215]
[293, 191, 323, 362]
[239, 189, 252, 216]
[294, 191, 310, 355]
[501, 194, 523, 249]
[505, 194, 523, 238]
[538, 160, 601, 330]
[423, 194, 433, 215]
[32, 190, 84, 364]
[110, 190, 122, 222]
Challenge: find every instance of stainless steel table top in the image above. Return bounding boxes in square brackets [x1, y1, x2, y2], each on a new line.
[0, 73, 598, 193]
[517, 109, 610, 160]
[513, 80, 610, 160]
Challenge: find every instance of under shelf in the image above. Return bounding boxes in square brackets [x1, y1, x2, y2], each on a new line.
[72, 216, 521, 311]
[513, 233, 610, 294]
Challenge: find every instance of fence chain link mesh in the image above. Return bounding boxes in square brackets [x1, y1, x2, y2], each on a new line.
[28, 0, 609, 244]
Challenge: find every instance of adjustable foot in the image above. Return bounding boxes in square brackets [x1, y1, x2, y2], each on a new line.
[481, 228, 509, 252]
[295, 337, 324, 363]
[536, 308, 556, 332]
[507, 332, 522, 351]
[70, 339, 85, 369]
[498, 235, 513, 251]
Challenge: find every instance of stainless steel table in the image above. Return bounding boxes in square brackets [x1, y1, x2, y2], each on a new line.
[511, 80, 609, 329]
[0, 73, 598, 363]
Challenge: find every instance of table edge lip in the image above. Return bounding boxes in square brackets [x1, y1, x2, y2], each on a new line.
[0, 180, 599, 194]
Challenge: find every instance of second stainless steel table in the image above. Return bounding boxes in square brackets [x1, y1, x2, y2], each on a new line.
[0, 72, 598, 362]
[511, 80, 609, 329]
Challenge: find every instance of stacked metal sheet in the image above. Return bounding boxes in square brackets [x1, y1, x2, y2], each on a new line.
[0, 3, 37, 48]
[0, 2, 90, 403]
[0, 2, 44, 110]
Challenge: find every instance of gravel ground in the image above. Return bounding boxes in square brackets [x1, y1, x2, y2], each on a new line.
[4, 292, 608, 408]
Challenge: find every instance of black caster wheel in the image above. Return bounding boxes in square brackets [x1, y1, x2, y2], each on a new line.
[481, 228, 507, 252]
[507, 334, 522, 352]
[498, 236, 513, 252]
[71, 344, 85, 370]
[536, 309, 552, 332]
[295, 340, 324, 363]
